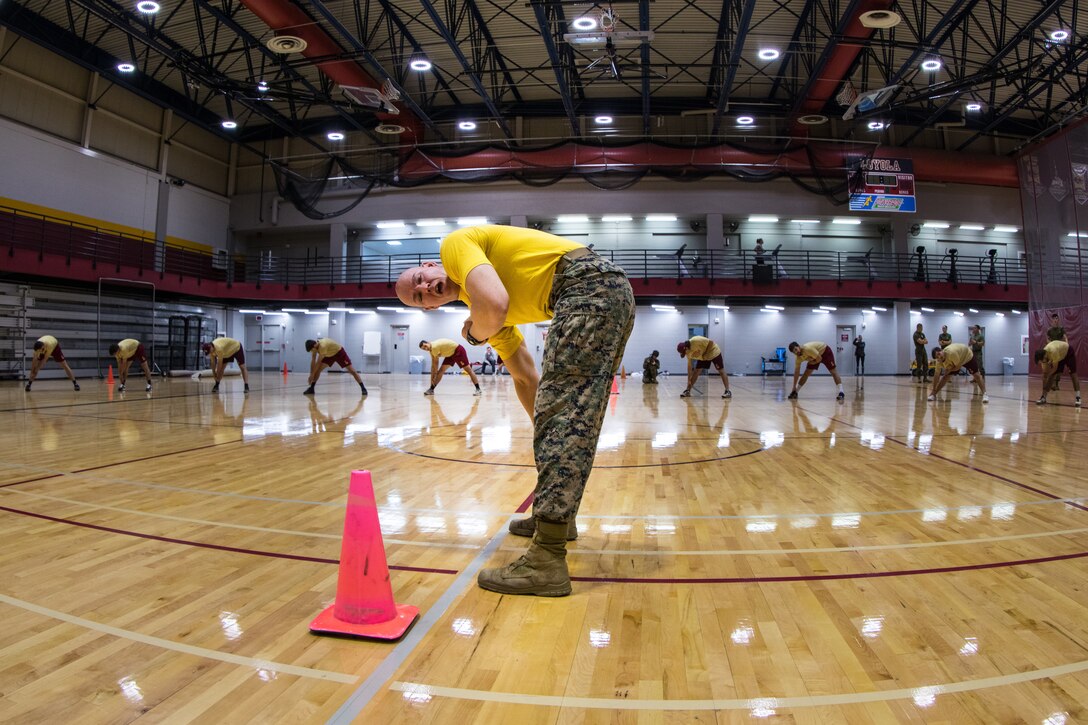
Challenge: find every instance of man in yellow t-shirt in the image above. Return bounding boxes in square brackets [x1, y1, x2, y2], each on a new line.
[1034, 339, 1081, 406]
[676, 336, 731, 398]
[201, 337, 250, 394]
[419, 338, 482, 396]
[396, 225, 634, 597]
[302, 337, 367, 396]
[108, 338, 154, 393]
[929, 342, 988, 403]
[26, 335, 80, 391]
[787, 341, 844, 401]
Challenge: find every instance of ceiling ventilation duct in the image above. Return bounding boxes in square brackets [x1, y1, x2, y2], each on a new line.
[265, 35, 307, 53]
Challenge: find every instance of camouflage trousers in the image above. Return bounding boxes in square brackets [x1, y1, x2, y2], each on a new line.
[531, 254, 634, 524]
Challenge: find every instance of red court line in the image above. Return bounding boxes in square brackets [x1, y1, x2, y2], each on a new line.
[0, 474, 64, 489]
[0, 504, 458, 575]
[516, 492, 534, 513]
[821, 409, 1088, 515]
[71, 439, 245, 474]
[573, 549, 1088, 584]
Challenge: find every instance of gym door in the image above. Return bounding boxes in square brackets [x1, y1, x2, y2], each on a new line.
[391, 325, 410, 373]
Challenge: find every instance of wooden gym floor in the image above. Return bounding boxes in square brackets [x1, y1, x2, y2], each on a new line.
[0, 370, 1085, 723]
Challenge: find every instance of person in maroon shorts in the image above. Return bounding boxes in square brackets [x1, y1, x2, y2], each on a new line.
[419, 338, 482, 396]
[109, 338, 154, 393]
[787, 340, 845, 401]
[26, 335, 79, 391]
[302, 338, 367, 396]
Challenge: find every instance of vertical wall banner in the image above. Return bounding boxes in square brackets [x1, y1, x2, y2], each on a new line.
[848, 158, 916, 212]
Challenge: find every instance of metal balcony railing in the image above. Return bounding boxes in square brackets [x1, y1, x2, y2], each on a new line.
[2, 204, 1056, 291]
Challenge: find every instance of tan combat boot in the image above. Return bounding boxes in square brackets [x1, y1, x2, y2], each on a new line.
[478, 521, 571, 596]
[508, 515, 578, 540]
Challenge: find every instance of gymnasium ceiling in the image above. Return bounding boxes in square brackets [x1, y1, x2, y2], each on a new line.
[2, 0, 1087, 163]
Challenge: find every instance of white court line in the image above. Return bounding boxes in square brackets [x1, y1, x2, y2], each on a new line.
[0, 592, 357, 684]
[516, 526, 1088, 556]
[7, 487, 1083, 558]
[389, 657, 1088, 711]
[0, 489, 479, 549]
[4, 460, 1086, 523]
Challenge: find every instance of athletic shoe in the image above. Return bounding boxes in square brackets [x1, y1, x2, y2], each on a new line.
[836, 391, 845, 401]
[302, 385, 315, 396]
[1077, 396, 1082, 407]
[787, 390, 798, 400]
[927, 394, 936, 401]
[73, 382, 80, 391]
[145, 382, 152, 392]
[24, 382, 31, 391]
[679, 390, 691, 398]
[359, 384, 368, 396]
[118, 384, 125, 393]
[982, 394, 989, 404]
[722, 389, 732, 399]
[1035, 396, 1047, 405]
[211, 382, 220, 393]
[424, 388, 435, 396]
[244, 384, 250, 393]
[473, 388, 482, 396]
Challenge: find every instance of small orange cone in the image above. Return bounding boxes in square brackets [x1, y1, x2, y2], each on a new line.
[283, 362, 288, 375]
[610, 375, 619, 395]
[621, 366, 627, 379]
[107, 365, 114, 385]
[310, 470, 419, 640]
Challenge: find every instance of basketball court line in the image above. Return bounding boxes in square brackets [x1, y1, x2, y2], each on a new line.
[0, 503, 458, 574]
[387, 656, 1088, 711]
[1, 458, 1084, 520]
[327, 518, 514, 724]
[3, 486, 1084, 556]
[0, 592, 357, 684]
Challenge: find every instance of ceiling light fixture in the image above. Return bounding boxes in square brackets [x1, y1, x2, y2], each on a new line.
[135, 0, 160, 13]
[238, 309, 266, 314]
[257, 80, 269, 92]
[871, 306, 888, 311]
[749, 215, 779, 223]
[1011, 309, 1022, 314]
[386, 240, 402, 246]
[327, 131, 345, 141]
[833, 218, 861, 225]
[571, 16, 597, 31]
[458, 121, 477, 131]
[819, 305, 837, 311]
[645, 215, 677, 222]
[117, 63, 136, 73]
[594, 115, 613, 124]
[457, 217, 488, 225]
[376, 221, 405, 229]
[868, 121, 885, 130]
[791, 219, 820, 224]
[921, 307, 935, 312]
[965, 102, 982, 111]
[922, 222, 950, 229]
[920, 59, 942, 71]
[221, 120, 237, 129]
[959, 224, 985, 230]
[993, 226, 1019, 232]
[602, 215, 632, 222]
[812, 309, 830, 313]
[765, 305, 785, 310]
[409, 59, 432, 72]
[969, 308, 979, 313]
[416, 219, 446, 227]
[995, 312, 1005, 317]
[557, 215, 589, 223]
[757, 49, 780, 61]
[1049, 29, 1070, 42]
[736, 115, 755, 125]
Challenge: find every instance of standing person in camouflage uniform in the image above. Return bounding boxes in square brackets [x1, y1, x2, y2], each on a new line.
[912, 323, 930, 383]
[396, 225, 634, 597]
[968, 325, 986, 378]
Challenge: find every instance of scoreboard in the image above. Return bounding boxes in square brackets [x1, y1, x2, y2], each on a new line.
[848, 158, 916, 213]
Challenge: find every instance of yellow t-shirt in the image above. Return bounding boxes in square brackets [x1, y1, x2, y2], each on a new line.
[794, 341, 827, 370]
[36, 335, 58, 359]
[116, 338, 140, 361]
[687, 336, 721, 361]
[315, 338, 342, 357]
[440, 225, 582, 359]
[210, 337, 241, 359]
[939, 343, 973, 370]
[1044, 340, 1069, 365]
[429, 339, 458, 358]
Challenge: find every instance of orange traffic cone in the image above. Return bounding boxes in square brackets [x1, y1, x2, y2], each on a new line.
[107, 365, 114, 385]
[620, 366, 627, 379]
[610, 375, 619, 395]
[283, 362, 288, 375]
[310, 470, 419, 640]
